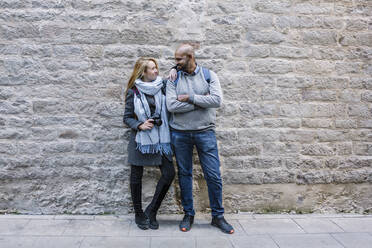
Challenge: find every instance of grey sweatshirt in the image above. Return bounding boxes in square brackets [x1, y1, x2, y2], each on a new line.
[166, 66, 223, 131]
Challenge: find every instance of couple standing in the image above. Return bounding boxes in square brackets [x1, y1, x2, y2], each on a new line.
[123, 44, 234, 234]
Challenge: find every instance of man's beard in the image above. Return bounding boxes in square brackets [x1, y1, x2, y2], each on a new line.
[177, 60, 189, 72]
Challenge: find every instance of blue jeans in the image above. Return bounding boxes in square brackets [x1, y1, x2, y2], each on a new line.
[171, 129, 224, 217]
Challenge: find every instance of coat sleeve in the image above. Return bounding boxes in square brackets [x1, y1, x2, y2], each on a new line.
[123, 89, 143, 131]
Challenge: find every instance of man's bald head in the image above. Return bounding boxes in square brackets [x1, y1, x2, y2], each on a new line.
[175, 44, 195, 58]
[174, 43, 197, 73]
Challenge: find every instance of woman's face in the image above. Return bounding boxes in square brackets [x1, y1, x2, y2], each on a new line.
[143, 61, 158, 82]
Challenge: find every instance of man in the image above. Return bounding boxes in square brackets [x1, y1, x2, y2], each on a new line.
[166, 44, 234, 234]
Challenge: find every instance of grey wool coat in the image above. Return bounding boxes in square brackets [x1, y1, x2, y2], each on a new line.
[123, 81, 172, 166]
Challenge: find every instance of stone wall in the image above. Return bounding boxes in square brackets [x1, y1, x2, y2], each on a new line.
[0, 0, 371, 214]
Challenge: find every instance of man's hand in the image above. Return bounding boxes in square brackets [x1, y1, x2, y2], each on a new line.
[138, 119, 154, 130]
[167, 68, 177, 82]
[177, 94, 189, 102]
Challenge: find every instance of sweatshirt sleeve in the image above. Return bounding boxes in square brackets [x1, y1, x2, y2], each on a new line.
[166, 80, 196, 113]
[189, 71, 223, 108]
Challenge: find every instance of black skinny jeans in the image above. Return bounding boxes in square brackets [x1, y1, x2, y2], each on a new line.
[130, 156, 175, 214]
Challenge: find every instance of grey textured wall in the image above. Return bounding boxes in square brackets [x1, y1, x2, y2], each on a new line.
[0, 0, 371, 214]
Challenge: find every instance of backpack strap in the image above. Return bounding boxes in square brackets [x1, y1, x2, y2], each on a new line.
[173, 71, 181, 86]
[201, 67, 211, 83]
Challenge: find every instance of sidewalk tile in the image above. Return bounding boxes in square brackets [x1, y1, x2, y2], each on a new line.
[0, 236, 36, 248]
[80, 237, 150, 248]
[239, 219, 305, 234]
[272, 234, 344, 248]
[21, 220, 70, 235]
[151, 237, 195, 248]
[230, 235, 279, 248]
[331, 218, 372, 232]
[0, 219, 30, 235]
[33, 237, 84, 248]
[63, 219, 130, 236]
[332, 233, 372, 248]
[294, 218, 344, 233]
[196, 237, 233, 248]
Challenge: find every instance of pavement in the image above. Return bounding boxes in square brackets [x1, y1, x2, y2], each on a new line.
[1, 213, 372, 248]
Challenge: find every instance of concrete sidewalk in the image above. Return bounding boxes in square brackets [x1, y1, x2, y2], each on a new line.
[1, 213, 372, 248]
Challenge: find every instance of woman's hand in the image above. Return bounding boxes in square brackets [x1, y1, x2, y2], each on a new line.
[167, 68, 177, 82]
[138, 119, 154, 131]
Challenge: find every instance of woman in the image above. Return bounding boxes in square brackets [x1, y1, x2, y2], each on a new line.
[123, 57, 175, 230]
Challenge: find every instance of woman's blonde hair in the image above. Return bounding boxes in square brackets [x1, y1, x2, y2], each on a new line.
[124, 57, 159, 99]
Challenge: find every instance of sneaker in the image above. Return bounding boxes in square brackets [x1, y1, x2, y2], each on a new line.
[144, 208, 159, 230]
[211, 216, 234, 234]
[135, 212, 149, 230]
[179, 214, 194, 232]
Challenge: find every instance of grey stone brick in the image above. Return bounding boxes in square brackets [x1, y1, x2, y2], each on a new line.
[0, 143, 17, 155]
[71, 29, 120, 45]
[220, 143, 261, 156]
[335, 120, 358, 129]
[338, 157, 372, 169]
[340, 33, 372, 46]
[301, 144, 336, 156]
[254, 0, 291, 14]
[302, 119, 333, 128]
[75, 142, 106, 154]
[353, 143, 372, 156]
[336, 62, 363, 75]
[294, 3, 333, 15]
[42, 142, 74, 154]
[279, 130, 317, 143]
[239, 13, 273, 31]
[347, 104, 372, 117]
[233, 45, 270, 58]
[313, 77, 348, 89]
[0, 128, 30, 140]
[39, 25, 71, 43]
[275, 16, 315, 29]
[302, 30, 338, 45]
[346, 19, 369, 31]
[313, 47, 346, 60]
[247, 31, 285, 44]
[295, 61, 334, 75]
[350, 78, 372, 89]
[263, 142, 300, 155]
[0, 100, 31, 114]
[277, 77, 313, 88]
[21, 44, 53, 57]
[302, 90, 337, 102]
[121, 28, 173, 45]
[250, 59, 292, 74]
[361, 91, 372, 102]
[339, 90, 361, 102]
[271, 46, 311, 58]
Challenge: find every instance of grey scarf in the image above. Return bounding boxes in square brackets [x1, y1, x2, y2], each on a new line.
[133, 76, 172, 155]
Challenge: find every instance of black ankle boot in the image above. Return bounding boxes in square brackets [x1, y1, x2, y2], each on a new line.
[144, 207, 159, 230]
[135, 212, 149, 230]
